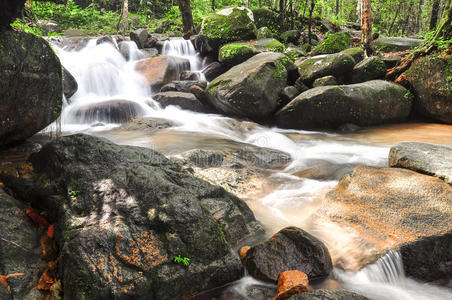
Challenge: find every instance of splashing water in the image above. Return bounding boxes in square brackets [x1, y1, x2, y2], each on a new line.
[162, 38, 205, 80]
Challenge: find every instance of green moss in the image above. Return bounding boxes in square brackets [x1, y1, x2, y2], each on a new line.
[219, 43, 254, 61]
[312, 33, 352, 55]
[265, 40, 285, 52]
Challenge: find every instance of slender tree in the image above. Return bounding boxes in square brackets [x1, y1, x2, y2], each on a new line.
[430, 0, 441, 29]
[361, 0, 372, 57]
[212, 0, 215, 11]
[307, 0, 316, 50]
[117, 0, 129, 35]
[178, 0, 195, 39]
[336, 0, 340, 16]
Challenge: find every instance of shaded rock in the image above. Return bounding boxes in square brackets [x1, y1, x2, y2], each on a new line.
[180, 70, 202, 81]
[183, 149, 225, 168]
[0, 0, 25, 29]
[389, 142, 452, 184]
[294, 78, 309, 93]
[233, 146, 291, 169]
[312, 32, 351, 55]
[340, 47, 364, 63]
[203, 62, 228, 82]
[242, 227, 333, 282]
[257, 26, 273, 39]
[153, 91, 211, 113]
[119, 117, 176, 132]
[275, 80, 412, 130]
[96, 35, 116, 48]
[130, 28, 148, 49]
[373, 37, 422, 53]
[206, 52, 295, 120]
[219, 43, 256, 67]
[273, 270, 309, 300]
[73, 99, 146, 123]
[189, 85, 210, 107]
[135, 56, 190, 91]
[252, 38, 286, 53]
[381, 54, 403, 69]
[252, 8, 279, 32]
[280, 30, 301, 45]
[0, 189, 44, 299]
[190, 34, 215, 55]
[160, 80, 207, 93]
[312, 75, 338, 87]
[404, 54, 452, 124]
[351, 56, 386, 83]
[0, 31, 62, 147]
[200, 7, 257, 51]
[295, 52, 356, 86]
[285, 46, 306, 60]
[140, 47, 159, 58]
[16, 134, 263, 300]
[281, 86, 300, 104]
[324, 166, 452, 280]
[63, 67, 78, 100]
[288, 289, 369, 300]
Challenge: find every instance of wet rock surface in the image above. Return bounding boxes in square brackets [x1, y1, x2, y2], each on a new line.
[0, 31, 63, 147]
[275, 80, 412, 130]
[372, 37, 422, 52]
[153, 91, 212, 113]
[6, 134, 263, 299]
[389, 142, 452, 184]
[351, 56, 386, 83]
[242, 227, 333, 283]
[73, 99, 146, 124]
[287, 289, 369, 300]
[273, 270, 310, 300]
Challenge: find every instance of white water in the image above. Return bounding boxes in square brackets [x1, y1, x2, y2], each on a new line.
[162, 38, 205, 80]
[49, 37, 451, 300]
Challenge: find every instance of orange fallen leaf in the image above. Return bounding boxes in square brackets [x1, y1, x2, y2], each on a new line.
[26, 209, 49, 228]
[47, 224, 54, 239]
[0, 273, 25, 294]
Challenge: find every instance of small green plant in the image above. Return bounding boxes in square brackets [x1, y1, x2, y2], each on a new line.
[68, 190, 79, 201]
[174, 255, 191, 266]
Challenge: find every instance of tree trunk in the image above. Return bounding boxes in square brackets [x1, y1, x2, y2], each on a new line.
[307, 0, 316, 50]
[259, 0, 262, 8]
[178, 0, 195, 39]
[117, 0, 128, 35]
[279, 0, 286, 31]
[212, 0, 215, 11]
[430, 0, 441, 30]
[387, 0, 401, 35]
[336, 0, 340, 16]
[433, 0, 451, 39]
[361, 0, 372, 57]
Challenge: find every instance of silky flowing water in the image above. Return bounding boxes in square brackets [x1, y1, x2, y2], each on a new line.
[48, 38, 451, 299]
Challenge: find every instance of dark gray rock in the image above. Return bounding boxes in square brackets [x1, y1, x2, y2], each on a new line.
[184, 149, 225, 168]
[340, 47, 364, 63]
[203, 62, 228, 82]
[373, 37, 422, 53]
[281, 86, 300, 105]
[0, 31, 63, 147]
[190, 34, 215, 55]
[280, 30, 301, 45]
[96, 35, 116, 48]
[0, 189, 44, 300]
[73, 99, 146, 124]
[160, 80, 207, 93]
[119, 117, 176, 132]
[242, 226, 333, 282]
[275, 80, 413, 130]
[63, 67, 78, 100]
[295, 52, 356, 86]
[180, 70, 202, 81]
[389, 142, 452, 184]
[313, 75, 338, 87]
[351, 56, 386, 83]
[288, 289, 369, 300]
[153, 91, 211, 113]
[130, 28, 149, 49]
[206, 52, 295, 120]
[256, 27, 273, 39]
[0, 0, 24, 29]
[233, 146, 291, 169]
[17, 134, 263, 300]
[140, 47, 159, 58]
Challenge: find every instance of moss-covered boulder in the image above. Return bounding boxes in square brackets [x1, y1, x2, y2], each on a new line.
[275, 80, 413, 129]
[285, 46, 306, 60]
[295, 52, 356, 86]
[351, 56, 386, 83]
[280, 30, 301, 45]
[313, 75, 338, 87]
[206, 52, 295, 120]
[373, 36, 422, 53]
[340, 47, 364, 63]
[312, 32, 352, 55]
[0, 0, 25, 28]
[252, 8, 279, 32]
[0, 31, 63, 147]
[256, 26, 273, 39]
[219, 39, 286, 67]
[200, 7, 257, 51]
[404, 54, 452, 124]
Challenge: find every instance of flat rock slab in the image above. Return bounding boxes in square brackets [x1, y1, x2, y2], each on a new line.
[389, 142, 452, 184]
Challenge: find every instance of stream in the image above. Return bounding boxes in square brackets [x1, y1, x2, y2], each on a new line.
[48, 37, 451, 299]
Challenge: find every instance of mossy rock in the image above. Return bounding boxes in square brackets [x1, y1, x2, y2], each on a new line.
[404, 53, 452, 123]
[351, 56, 386, 83]
[340, 47, 364, 63]
[313, 75, 338, 87]
[253, 38, 285, 53]
[200, 7, 257, 50]
[219, 43, 256, 67]
[252, 8, 279, 33]
[280, 30, 301, 45]
[257, 26, 273, 39]
[312, 32, 352, 55]
[372, 37, 422, 53]
[285, 46, 306, 60]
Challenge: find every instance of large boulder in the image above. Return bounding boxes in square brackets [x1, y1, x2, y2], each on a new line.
[324, 166, 452, 281]
[242, 227, 333, 283]
[275, 80, 413, 130]
[311, 32, 352, 55]
[0, 0, 25, 28]
[71, 99, 146, 124]
[351, 56, 386, 83]
[389, 142, 452, 184]
[200, 7, 257, 51]
[219, 38, 285, 67]
[288, 289, 369, 300]
[135, 56, 190, 92]
[206, 52, 295, 120]
[0, 31, 63, 147]
[153, 91, 211, 113]
[252, 8, 279, 32]
[295, 52, 356, 86]
[372, 36, 422, 52]
[0, 189, 44, 299]
[340, 47, 364, 63]
[63, 67, 78, 100]
[8, 134, 263, 299]
[404, 54, 452, 124]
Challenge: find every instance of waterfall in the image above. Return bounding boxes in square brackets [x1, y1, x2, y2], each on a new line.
[162, 39, 205, 80]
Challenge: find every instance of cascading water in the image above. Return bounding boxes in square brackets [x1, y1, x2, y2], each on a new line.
[48, 37, 451, 300]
